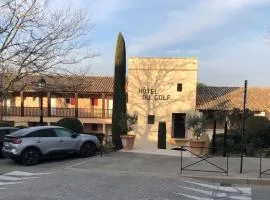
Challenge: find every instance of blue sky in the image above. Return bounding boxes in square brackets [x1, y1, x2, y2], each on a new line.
[55, 0, 270, 86]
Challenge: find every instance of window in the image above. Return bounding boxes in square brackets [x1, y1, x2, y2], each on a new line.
[91, 98, 98, 106]
[177, 83, 183, 92]
[70, 98, 76, 105]
[54, 128, 72, 137]
[92, 124, 98, 131]
[26, 129, 56, 137]
[65, 98, 70, 104]
[148, 115, 155, 124]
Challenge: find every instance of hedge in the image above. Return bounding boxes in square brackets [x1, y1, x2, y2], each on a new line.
[55, 118, 84, 133]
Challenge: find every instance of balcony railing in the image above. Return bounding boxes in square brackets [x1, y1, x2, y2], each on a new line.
[2, 107, 112, 119]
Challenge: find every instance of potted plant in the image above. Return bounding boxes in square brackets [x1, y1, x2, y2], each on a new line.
[119, 113, 138, 150]
[186, 112, 207, 155]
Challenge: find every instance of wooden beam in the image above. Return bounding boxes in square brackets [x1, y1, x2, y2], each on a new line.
[20, 91, 24, 116]
[75, 93, 78, 118]
[47, 92, 51, 117]
[102, 93, 105, 118]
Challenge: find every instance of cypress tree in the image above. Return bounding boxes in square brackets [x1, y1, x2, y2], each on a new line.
[112, 32, 127, 149]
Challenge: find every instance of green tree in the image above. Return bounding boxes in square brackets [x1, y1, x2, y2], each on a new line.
[197, 82, 207, 87]
[186, 112, 207, 140]
[112, 32, 127, 149]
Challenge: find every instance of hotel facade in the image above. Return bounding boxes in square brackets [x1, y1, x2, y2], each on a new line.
[1, 57, 270, 150]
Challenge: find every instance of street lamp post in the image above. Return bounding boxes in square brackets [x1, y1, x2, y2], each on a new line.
[240, 80, 248, 173]
[38, 78, 46, 125]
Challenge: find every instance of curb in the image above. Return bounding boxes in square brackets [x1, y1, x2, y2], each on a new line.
[180, 174, 270, 186]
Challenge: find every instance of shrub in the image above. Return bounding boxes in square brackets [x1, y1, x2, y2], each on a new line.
[246, 116, 270, 132]
[245, 116, 270, 148]
[186, 112, 207, 140]
[15, 125, 27, 129]
[246, 143, 256, 157]
[265, 148, 270, 158]
[0, 121, 12, 127]
[158, 122, 166, 149]
[55, 118, 84, 133]
[214, 132, 243, 155]
[119, 113, 138, 133]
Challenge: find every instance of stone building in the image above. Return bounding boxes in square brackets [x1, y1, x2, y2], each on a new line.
[1, 57, 270, 150]
[127, 57, 198, 149]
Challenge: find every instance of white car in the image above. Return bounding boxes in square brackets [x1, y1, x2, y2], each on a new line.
[2, 126, 100, 165]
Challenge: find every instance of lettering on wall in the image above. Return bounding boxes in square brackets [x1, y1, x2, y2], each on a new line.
[138, 88, 170, 101]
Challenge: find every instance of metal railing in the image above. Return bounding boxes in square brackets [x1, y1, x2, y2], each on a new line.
[51, 107, 75, 117]
[4, 106, 21, 116]
[2, 106, 112, 119]
[179, 146, 229, 176]
[77, 108, 112, 118]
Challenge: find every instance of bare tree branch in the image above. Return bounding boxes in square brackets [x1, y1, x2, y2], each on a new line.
[0, 0, 98, 119]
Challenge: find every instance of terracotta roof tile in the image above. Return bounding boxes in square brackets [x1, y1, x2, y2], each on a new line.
[9, 75, 114, 93]
[5, 74, 270, 112]
[196, 86, 270, 112]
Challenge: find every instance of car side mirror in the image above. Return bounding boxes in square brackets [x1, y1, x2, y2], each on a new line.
[71, 133, 78, 138]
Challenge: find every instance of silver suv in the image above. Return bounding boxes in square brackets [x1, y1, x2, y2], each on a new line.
[2, 126, 100, 165]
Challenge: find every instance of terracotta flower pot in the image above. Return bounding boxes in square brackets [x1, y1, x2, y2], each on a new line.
[190, 140, 205, 155]
[120, 134, 136, 150]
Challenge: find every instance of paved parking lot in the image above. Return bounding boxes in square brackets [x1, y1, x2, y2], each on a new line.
[0, 152, 269, 200]
[0, 154, 100, 174]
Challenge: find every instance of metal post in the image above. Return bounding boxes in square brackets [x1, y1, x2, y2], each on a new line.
[223, 121, 228, 157]
[259, 152, 262, 178]
[240, 80, 248, 173]
[180, 148, 183, 174]
[227, 155, 229, 176]
[212, 119, 217, 154]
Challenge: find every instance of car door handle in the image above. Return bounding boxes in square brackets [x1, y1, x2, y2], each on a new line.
[36, 141, 41, 143]
[59, 140, 63, 142]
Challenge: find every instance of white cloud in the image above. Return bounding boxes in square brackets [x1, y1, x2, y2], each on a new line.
[49, 0, 132, 24]
[128, 0, 270, 55]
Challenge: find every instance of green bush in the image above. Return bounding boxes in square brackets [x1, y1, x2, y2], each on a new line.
[246, 143, 256, 157]
[55, 118, 84, 133]
[265, 148, 270, 158]
[246, 116, 270, 132]
[245, 116, 270, 148]
[0, 121, 13, 127]
[214, 132, 243, 155]
[158, 122, 166, 149]
[15, 125, 27, 129]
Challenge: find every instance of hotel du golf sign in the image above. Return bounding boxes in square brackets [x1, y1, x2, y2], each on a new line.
[138, 88, 170, 101]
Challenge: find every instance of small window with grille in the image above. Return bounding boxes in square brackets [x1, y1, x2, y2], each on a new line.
[148, 115, 155, 124]
[177, 83, 183, 92]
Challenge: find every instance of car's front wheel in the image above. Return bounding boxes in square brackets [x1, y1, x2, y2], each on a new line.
[21, 148, 40, 166]
[79, 142, 96, 157]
